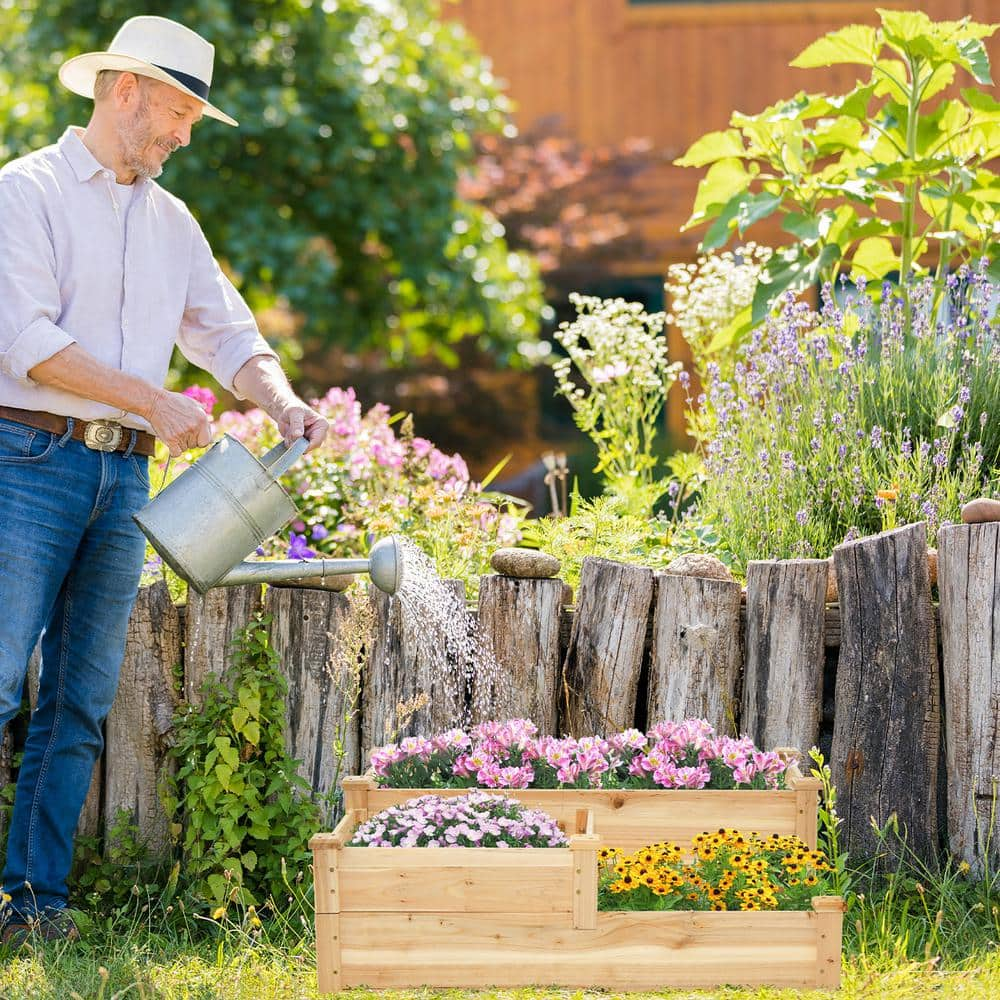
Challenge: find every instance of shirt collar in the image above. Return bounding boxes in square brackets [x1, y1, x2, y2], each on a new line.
[59, 126, 151, 191]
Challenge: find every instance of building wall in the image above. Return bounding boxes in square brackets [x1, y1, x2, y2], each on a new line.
[452, 0, 1000, 270]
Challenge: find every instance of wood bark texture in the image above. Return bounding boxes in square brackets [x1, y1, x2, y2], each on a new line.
[184, 584, 263, 704]
[474, 575, 563, 733]
[362, 580, 467, 761]
[743, 559, 828, 755]
[937, 523, 1000, 874]
[104, 581, 180, 858]
[563, 558, 655, 736]
[831, 523, 939, 865]
[265, 586, 359, 820]
[648, 573, 742, 735]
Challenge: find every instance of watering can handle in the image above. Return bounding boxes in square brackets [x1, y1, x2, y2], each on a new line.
[260, 436, 310, 479]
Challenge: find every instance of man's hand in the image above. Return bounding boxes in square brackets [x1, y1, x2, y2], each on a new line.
[146, 389, 213, 457]
[274, 400, 329, 452]
[232, 355, 329, 454]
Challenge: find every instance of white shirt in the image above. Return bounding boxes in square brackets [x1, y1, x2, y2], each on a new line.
[0, 127, 278, 430]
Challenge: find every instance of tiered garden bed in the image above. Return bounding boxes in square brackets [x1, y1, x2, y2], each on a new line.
[310, 805, 843, 991]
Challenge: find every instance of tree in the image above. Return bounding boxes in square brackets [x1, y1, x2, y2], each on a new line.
[0, 0, 545, 367]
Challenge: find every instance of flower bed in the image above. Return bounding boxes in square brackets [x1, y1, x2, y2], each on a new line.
[352, 719, 823, 852]
[311, 799, 843, 991]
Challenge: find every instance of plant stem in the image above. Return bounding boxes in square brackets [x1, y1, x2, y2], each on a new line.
[899, 55, 923, 337]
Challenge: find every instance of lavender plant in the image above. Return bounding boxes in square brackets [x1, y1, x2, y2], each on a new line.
[690, 268, 999, 569]
[347, 791, 568, 848]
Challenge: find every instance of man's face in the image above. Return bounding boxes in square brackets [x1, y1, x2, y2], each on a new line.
[117, 77, 203, 180]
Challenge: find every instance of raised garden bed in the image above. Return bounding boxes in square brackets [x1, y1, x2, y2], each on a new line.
[343, 766, 823, 854]
[310, 805, 843, 991]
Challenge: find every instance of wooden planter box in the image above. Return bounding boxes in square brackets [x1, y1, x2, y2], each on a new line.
[343, 763, 823, 853]
[311, 808, 844, 992]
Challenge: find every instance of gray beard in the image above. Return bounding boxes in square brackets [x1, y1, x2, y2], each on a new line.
[118, 100, 165, 180]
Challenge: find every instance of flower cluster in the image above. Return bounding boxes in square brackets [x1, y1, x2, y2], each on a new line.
[598, 830, 833, 912]
[689, 270, 999, 569]
[155, 386, 523, 589]
[370, 718, 790, 791]
[347, 791, 568, 848]
[552, 294, 682, 511]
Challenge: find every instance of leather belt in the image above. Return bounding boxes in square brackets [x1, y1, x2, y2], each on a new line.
[0, 406, 157, 457]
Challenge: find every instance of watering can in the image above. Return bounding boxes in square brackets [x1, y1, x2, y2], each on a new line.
[133, 435, 403, 595]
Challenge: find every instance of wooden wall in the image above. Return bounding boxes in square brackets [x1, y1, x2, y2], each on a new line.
[451, 0, 1000, 270]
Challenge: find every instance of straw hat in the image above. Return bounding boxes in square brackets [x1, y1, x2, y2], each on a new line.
[58, 15, 238, 127]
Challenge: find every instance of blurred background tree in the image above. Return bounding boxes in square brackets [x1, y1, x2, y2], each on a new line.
[0, 0, 546, 371]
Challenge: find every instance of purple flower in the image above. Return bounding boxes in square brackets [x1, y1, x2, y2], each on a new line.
[311, 523, 329, 540]
[287, 532, 316, 560]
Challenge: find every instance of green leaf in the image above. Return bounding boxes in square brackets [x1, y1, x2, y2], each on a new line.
[782, 212, 822, 243]
[244, 721, 261, 745]
[850, 237, 899, 281]
[879, 9, 936, 45]
[214, 763, 234, 791]
[751, 243, 841, 323]
[207, 874, 228, 903]
[921, 62, 956, 101]
[674, 129, 747, 167]
[791, 25, 878, 68]
[957, 37, 994, 85]
[737, 191, 783, 234]
[706, 305, 754, 354]
[684, 159, 755, 230]
[232, 706, 250, 732]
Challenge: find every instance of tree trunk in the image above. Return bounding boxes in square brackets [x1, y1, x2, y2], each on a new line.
[831, 523, 939, 866]
[183, 585, 263, 704]
[648, 573, 742, 735]
[104, 581, 181, 858]
[563, 558, 655, 736]
[265, 586, 360, 821]
[743, 559, 828, 755]
[937, 523, 1000, 874]
[474, 576, 563, 734]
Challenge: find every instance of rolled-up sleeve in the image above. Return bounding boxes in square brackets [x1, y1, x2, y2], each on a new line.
[0, 178, 76, 384]
[177, 216, 278, 397]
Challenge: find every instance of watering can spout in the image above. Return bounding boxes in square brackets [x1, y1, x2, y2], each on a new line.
[214, 536, 404, 596]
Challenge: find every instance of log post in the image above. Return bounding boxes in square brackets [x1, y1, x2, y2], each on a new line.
[563, 558, 655, 736]
[264, 586, 360, 820]
[104, 581, 181, 858]
[362, 580, 467, 762]
[648, 573, 742, 735]
[938, 523, 1000, 874]
[183, 584, 263, 704]
[474, 575, 563, 733]
[831, 523, 939, 865]
[743, 559, 828, 755]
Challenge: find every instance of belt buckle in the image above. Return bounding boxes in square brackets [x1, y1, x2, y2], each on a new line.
[83, 418, 123, 452]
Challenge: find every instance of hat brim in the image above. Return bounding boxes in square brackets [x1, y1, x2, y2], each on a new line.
[58, 51, 239, 127]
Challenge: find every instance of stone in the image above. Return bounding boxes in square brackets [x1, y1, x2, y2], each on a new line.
[961, 497, 1000, 524]
[490, 547, 561, 579]
[663, 552, 736, 584]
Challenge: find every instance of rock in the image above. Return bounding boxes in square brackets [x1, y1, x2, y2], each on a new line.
[663, 552, 736, 584]
[961, 497, 1000, 523]
[490, 547, 561, 579]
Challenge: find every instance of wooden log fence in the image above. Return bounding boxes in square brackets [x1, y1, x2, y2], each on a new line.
[2, 520, 995, 874]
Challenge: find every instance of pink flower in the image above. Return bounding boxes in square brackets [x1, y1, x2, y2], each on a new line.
[182, 384, 217, 416]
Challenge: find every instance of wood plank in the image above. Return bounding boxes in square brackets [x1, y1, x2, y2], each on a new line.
[648, 573, 742, 735]
[103, 581, 180, 859]
[336, 908, 835, 989]
[812, 896, 846, 988]
[264, 586, 359, 822]
[183, 584, 263, 704]
[362, 579, 467, 761]
[831, 523, 940, 865]
[359, 786, 812, 851]
[937, 523, 1000, 874]
[562, 557, 655, 736]
[474, 575, 563, 732]
[315, 912, 342, 994]
[743, 559, 827, 756]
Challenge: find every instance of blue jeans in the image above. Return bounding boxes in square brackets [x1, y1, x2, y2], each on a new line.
[0, 416, 149, 916]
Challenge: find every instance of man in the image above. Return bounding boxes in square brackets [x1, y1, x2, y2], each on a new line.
[0, 15, 328, 942]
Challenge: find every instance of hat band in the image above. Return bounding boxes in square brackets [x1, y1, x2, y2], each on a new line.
[152, 63, 210, 101]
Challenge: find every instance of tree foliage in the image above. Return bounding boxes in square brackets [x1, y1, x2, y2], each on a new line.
[0, 0, 545, 366]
